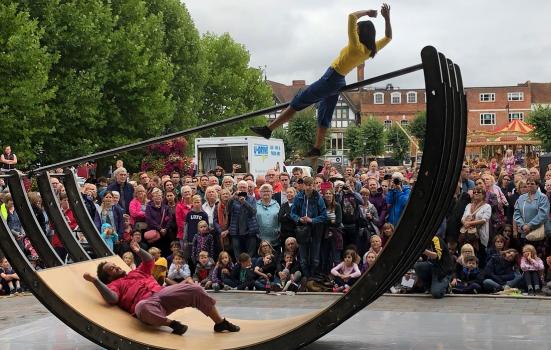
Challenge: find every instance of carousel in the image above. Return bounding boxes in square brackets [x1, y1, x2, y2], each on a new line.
[465, 119, 541, 160]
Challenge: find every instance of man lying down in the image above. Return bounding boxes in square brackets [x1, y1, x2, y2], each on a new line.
[83, 241, 239, 335]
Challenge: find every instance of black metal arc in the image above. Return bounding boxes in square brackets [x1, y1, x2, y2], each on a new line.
[31, 63, 423, 174]
[5, 170, 64, 268]
[36, 172, 91, 262]
[61, 169, 113, 258]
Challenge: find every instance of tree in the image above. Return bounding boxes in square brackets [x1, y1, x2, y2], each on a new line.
[32, 0, 116, 164]
[344, 117, 385, 161]
[0, 3, 56, 166]
[286, 107, 319, 156]
[361, 118, 385, 157]
[199, 32, 273, 137]
[386, 124, 410, 161]
[145, 0, 206, 131]
[409, 111, 426, 149]
[527, 105, 551, 151]
[344, 125, 364, 160]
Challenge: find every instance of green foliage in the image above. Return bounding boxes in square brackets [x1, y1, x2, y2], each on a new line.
[527, 105, 551, 151]
[386, 124, 410, 161]
[344, 117, 385, 159]
[2, 0, 275, 169]
[199, 33, 273, 137]
[286, 107, 319, 156]
[362, 118, 386, 157]
[409, 111, 426, 149]
[0, 3, 55, 166]
[145, 0, 205, 131]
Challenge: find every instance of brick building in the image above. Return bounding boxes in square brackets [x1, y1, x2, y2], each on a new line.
[267, 66, 551, 162]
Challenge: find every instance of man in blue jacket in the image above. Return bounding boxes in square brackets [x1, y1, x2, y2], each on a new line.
[386, 172, 410, 226]
[290, 177, 327, 277]
[106, 167, 134, 214]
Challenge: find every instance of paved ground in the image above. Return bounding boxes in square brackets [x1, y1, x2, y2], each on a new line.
[2, 292, 551, 330]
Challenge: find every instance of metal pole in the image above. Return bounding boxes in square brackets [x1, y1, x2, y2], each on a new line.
[32, 63, 423, 173]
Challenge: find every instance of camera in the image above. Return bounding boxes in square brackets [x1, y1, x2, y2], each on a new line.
[393, 177, 402, 185]
[237, 191, 248, 198]
[342, 184, 350, 191]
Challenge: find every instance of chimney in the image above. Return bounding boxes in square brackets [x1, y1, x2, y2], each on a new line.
[357, 63, 365, 82]
[292, 80, 306, 87]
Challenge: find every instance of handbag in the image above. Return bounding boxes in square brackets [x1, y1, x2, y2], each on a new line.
[144, 229, 161, 243]
[144, 208, 166, 244]
[525, 225, 545, 241]
[295, 225, 312, 244]
[522, 200, 545, 242]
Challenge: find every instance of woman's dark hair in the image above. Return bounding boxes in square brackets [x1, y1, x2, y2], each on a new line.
[357, 20, 377, 58]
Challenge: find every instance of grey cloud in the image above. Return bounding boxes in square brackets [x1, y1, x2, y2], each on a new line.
[186, 0, 551, 89]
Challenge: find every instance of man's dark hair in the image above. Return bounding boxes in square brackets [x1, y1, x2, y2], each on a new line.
[358, 20, 377, 58]
[97, 262, 111, 284]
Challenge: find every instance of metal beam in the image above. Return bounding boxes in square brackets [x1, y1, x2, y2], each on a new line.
[31, 64, 423, 173]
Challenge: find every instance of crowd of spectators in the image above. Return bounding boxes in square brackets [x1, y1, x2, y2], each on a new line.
[1, 150, 551, 299]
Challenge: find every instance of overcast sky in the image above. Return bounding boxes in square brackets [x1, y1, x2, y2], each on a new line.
[185, 0, 551, 89]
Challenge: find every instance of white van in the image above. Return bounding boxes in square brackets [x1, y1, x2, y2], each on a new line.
[195, 136, 285, 180]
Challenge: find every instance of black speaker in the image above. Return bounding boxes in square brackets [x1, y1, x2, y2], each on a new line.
[539, 153, 551, 182]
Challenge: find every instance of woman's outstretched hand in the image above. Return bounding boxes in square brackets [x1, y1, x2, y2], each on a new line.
[381, 3, 390, 19]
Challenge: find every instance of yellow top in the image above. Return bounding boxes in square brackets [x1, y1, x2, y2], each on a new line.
[330, 14, 391, 76]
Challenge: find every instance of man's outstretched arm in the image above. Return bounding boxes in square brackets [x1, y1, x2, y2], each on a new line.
[83, 273, 119, 305]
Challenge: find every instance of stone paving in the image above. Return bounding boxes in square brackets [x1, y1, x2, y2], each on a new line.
[2, 292, 551, 331]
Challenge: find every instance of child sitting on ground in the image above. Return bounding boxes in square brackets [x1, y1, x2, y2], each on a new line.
[121, 251, 136, 270]
[361, 251, 377, 274]
[451, 255, 482, 294]
[276, 252, 302, 292]
[148, 247, 168, 285]
[193, 250, 215, 289]
[520, 244, 544, 295]
[0, 257, 22, 295]
[486, 234, 506, 263]
[191, 220, 214, 265]
[167, 251, 193, 284]
[331, 249, 361, 293]
[231, 253, 256, 290]
[254, 254, 277, 291]
[211, 251, 236, 292]
[166, 240, 181, 267]
[100, 223, 119, 251]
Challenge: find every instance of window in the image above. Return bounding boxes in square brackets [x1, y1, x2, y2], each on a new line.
[385, 144, 393, 153]
[407, 92, 417, 103]
[335, 105, 349, 119]
[507, 92, 524, 101]
[424, 92, 427, 103]
[479, 93, 496, 102]
[374, 92, 384, 104]
[331, 135, 343, 150]
[391, 92, 401, 104]
[342, 120, 349, 128]
[331, 121, 336, 128]
[508, 112, 524, 122]
[384, 120, 392, 129]
[400, 120, 409, 127]
[480, 113, 496, 125]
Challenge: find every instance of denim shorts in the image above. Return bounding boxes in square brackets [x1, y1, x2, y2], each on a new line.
[290, 67, 346, 128]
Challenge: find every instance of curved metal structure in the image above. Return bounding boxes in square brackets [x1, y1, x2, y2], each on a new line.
[0, 46, 467, 350]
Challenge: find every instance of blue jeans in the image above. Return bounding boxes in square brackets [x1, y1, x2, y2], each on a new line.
[290, 67, 346, 128]
[414, 261, 451, 299]
[298, 229, 322, 277]
[482, 272, 523, 292]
